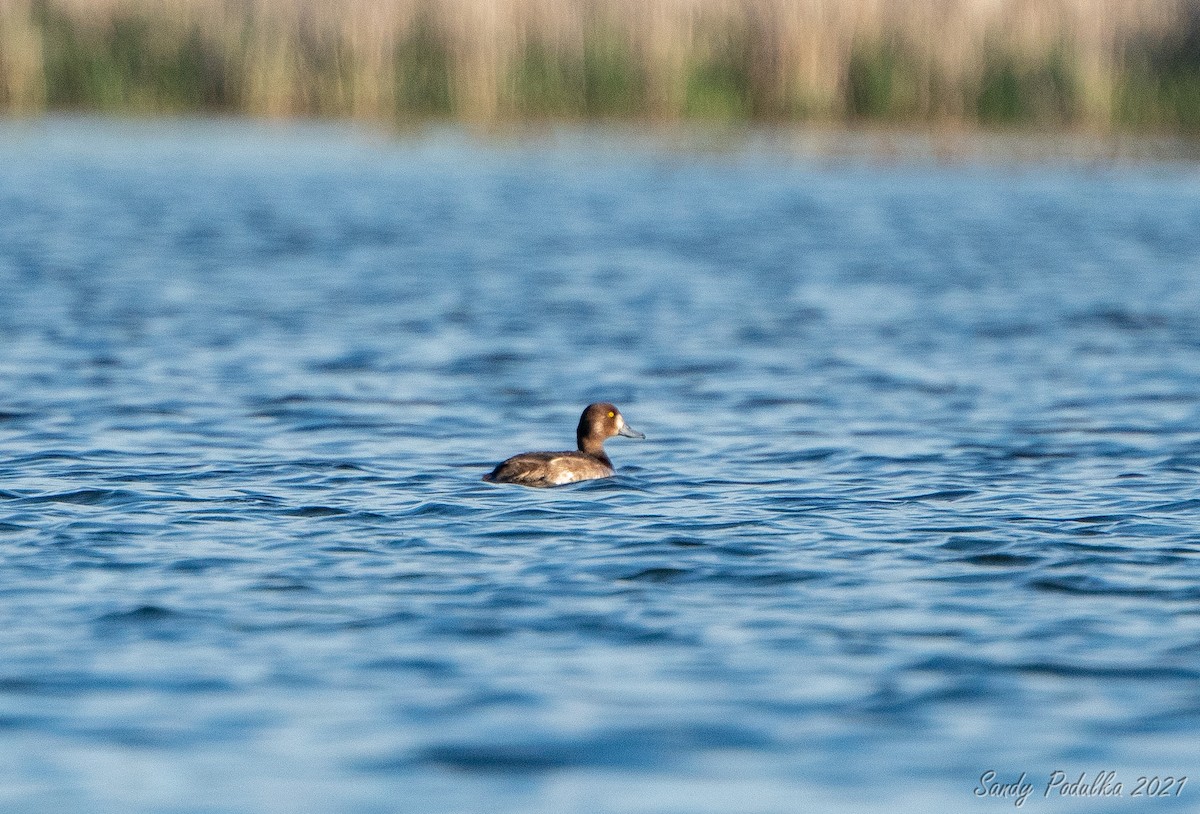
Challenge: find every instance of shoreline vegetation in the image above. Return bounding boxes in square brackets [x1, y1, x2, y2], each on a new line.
[1, 0, 1198, 131]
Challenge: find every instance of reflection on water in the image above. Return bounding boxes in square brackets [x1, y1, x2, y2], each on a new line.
[0, 118, 1199, 813]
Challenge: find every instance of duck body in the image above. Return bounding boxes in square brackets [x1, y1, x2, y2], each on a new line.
[483, 450, 615, 487]
[484, 403, 644, 488]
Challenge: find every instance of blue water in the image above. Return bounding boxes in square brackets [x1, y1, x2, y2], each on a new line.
[1, 118, 1199, 813]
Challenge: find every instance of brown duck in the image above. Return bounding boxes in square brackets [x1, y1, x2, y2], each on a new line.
[483, 402, 645, 487]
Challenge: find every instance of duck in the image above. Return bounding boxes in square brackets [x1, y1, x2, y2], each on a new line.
[483, 402, 645, 487]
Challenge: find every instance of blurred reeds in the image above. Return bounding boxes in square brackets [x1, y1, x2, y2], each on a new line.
[1, 0, 1198, 130]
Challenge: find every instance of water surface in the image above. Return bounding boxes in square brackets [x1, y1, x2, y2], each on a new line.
[1, 119, 1199, 813]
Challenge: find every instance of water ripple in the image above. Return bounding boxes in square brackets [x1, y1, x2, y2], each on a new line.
[2, 120, 1200, 814]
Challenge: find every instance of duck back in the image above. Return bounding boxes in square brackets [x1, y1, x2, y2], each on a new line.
[483, 451, 614, 487]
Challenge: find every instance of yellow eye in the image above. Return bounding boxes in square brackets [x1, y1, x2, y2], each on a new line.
[607, 411, 615, 418]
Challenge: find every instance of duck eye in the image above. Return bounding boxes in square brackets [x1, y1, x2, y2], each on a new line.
[607, 411, 615, 418]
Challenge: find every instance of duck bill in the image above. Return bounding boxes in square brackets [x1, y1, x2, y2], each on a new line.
[618, 424, 645, 439]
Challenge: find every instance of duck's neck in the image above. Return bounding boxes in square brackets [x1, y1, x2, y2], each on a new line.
[577, 433, 612, 466]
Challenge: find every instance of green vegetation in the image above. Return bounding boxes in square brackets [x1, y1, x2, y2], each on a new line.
[682, 32, 752, 119]
[506, 34, 646, 118]
[847, 45, 921, 119]
[976, 50, 1076, 125]
[511, 40, 580, 116]
[1116, 17, 1200, 131]
[1, 0, 1198, 132]
[396, 14, 452, 116]
[36, 4, 232, 113]
[581, 33, 643, 117]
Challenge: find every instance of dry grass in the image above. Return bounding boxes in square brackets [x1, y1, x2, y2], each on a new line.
[1, 0, 1198, 129]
